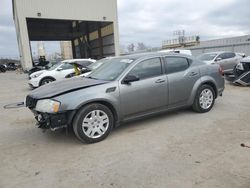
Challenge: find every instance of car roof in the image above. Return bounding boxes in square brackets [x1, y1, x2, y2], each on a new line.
[62, 59, 95, 63]
[202, 51, 234, 55]
[116, 52, 192, 60]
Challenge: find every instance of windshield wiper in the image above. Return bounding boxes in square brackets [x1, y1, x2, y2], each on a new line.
[87, 76, 99, 80]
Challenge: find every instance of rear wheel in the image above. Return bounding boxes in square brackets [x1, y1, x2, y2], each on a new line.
[192, 84, 215, 113]
[73, 103, 114, 143]
[40, 78, 54, 86]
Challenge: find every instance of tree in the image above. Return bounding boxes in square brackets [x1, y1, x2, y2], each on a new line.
[127, 43, 135, 52]
[137, 42, 147, 51]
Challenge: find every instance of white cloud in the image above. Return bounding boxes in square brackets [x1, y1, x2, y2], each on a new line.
[0, 0, 249, 58]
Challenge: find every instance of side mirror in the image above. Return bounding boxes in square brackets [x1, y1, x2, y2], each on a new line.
[215, 57, 222, 62]
[57, 67, 63, 71]
[122, 75, 139, 84]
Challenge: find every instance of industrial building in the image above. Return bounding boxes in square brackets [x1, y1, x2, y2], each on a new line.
[188, 35, 250, 56]
[12, 0, 120, 70]
[163, 34, 250, 57]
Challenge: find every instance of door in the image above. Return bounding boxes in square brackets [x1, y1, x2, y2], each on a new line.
[55, 63, 75, 80]
[216, 53, 236, 72]
[164, 56, 200, 106]
[119, 57, 168, 117]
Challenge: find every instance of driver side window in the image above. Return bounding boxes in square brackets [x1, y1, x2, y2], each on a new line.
[217, 53, 227, 60]
[60, 63, 73, 70]
[128, 58, 162, 80]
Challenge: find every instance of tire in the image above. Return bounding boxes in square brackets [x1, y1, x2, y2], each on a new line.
[40, 78, 54, 86]
[73, 103, 114, 143]
[192, 84, 215, 113]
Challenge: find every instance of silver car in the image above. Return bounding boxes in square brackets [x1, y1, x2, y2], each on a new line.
[26, 52, 225, 143]
[198, 51, 242, 73]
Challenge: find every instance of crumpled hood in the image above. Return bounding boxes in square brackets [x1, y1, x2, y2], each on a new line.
[28, 77, 109, 99]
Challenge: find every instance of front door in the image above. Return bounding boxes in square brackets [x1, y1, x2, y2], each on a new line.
[55, 63, 75, 80]
[119, 57, 168, 118]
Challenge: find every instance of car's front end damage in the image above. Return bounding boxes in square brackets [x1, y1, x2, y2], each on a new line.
[25, 76, 109, 131]
[26, 95, 75, 130]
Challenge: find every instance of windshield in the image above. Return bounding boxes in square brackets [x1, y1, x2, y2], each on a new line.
[198, 53, 218, 61]
[87, 59, 109, 70]
[87, 58, 134, 81]
[48, 62, 62, 71]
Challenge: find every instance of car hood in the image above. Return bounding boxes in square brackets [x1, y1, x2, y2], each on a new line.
[28, 77, 109, 99]
[30, 69, 46, 77]
[202, 60, 215, 64]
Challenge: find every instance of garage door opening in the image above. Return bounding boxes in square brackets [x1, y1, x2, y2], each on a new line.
[27, 18, 115, 61]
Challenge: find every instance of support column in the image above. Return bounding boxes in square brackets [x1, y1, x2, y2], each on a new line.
[98, 23, 103, 59]
[71, 40, 76, 58]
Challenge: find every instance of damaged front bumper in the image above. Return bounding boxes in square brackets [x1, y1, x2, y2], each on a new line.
[33, 110, 76, 131]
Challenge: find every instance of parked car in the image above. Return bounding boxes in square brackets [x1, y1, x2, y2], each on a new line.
[160, 49, 192, 56]
[225, 56, 250, 86]
[0, 64, 6, 73]
[25, 52, 224, 143]
[197, 52, 242, 73]
[5, 62, 17, 71]
[28, 59, 95, 88]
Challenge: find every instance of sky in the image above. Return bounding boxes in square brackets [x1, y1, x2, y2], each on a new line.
[0, 0, 250, 58]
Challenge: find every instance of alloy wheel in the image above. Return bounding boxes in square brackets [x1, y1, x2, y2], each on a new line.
[82, 110, 109, 139]
[199, 88, 214, 110]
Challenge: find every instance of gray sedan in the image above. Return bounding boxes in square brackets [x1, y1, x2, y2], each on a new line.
[26, 52, 225, 143]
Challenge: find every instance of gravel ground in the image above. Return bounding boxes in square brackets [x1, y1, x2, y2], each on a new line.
[0, 72, 250, 188]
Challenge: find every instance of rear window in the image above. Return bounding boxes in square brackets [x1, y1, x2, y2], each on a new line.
[198, 53, 217, 61]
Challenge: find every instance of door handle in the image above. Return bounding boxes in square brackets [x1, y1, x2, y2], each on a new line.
[189, 72, 198, 77]
[155, 79, 165, 83]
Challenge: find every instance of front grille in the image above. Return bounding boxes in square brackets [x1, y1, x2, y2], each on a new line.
[26, 95, 37, 109]
[241, 72, 250, 83]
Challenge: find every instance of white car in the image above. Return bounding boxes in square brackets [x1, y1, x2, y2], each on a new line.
[159, 49, 192, 56]
[197, 52, 242, 73]
[28, 59, 95, 88]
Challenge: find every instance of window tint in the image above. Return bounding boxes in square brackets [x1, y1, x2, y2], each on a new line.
[60, 63, 73, 70]
[217, 53, 235, 60]
[226, 52, 235, 59]
[165, 57, 189, 74]
[77, 61, 92, 67]
[128, 58, 162, 79]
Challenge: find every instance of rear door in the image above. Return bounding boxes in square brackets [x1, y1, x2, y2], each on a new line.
[119, 57, 168, 117]
[164, 56, 200, 107]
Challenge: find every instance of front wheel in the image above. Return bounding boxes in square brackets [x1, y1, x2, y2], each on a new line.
[192, 85, 215, 113]
[73, 103, 114, 143]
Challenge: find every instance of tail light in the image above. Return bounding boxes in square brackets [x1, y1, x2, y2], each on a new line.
[219, 66, 224, 76]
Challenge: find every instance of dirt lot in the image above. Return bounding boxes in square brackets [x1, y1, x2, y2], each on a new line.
[0, 72, 250, 188]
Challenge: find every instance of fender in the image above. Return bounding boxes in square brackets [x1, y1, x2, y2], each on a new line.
[187, 76, 218, 105]
[75, 97, 120, 125]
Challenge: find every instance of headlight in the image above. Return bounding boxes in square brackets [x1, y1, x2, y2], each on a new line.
[31, 72, 43, 79]
[35, 99, 60, 113]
